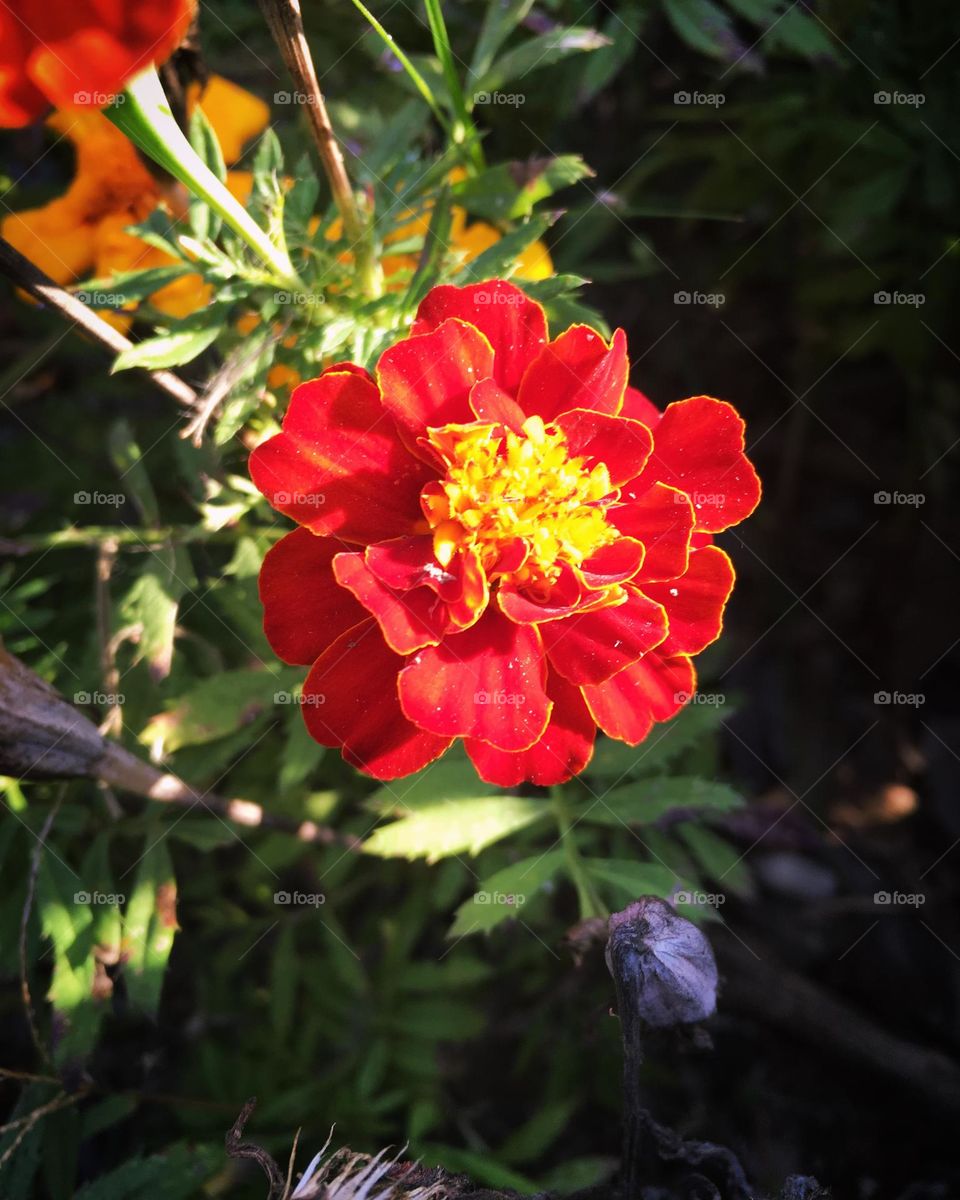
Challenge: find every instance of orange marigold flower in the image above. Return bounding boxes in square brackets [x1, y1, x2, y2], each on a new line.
[0, 0, 194, 127]
[250, 281, 761, 785]
[1, 76, 268, 325]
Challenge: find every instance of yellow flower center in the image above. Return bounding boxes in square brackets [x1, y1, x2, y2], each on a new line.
[423, 416, 617, 587]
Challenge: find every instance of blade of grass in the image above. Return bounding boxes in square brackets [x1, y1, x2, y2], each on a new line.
[422, 0, 483, 166]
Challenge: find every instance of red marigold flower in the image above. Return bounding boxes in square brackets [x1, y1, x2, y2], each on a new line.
[250, 281, 761, 786]
[0, 0, 193, 127]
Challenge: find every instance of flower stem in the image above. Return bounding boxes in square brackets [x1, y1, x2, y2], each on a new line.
[258, 0, 383, 299]
[107, 67, 300, 287]
[551, 786, 606, 920]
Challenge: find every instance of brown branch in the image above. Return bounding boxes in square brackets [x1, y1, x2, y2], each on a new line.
[225, 1098, 286, 1200]
[0, 236, 199, 409]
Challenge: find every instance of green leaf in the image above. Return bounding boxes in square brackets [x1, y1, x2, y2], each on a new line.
[117, 546, 192, 681]
[583, 777, 743, 827]
[139, 668, 283, 754]
[663, 0, 739, 60]
[476, 27, 610, 94]
[366, 745, 495, 815]
[589, 703, 731, 778]
[586, 858, 680, 905]
[107, 419, 159, 525]
[470, 0, 536, 81]
[447, 849, 565, 937]
[270, 924, 297, 1040]
[279, 710, 325, 792]
[453, 213, 555, 283]
[187, 106, 227, 241]
[112, 327, 221, 372]
[37, 856, 103, 1066]
[364, 796, 549, 863]
[765, 6, 841, 62]
[451, 156, 593, 224]
[123, 832, 177, 1016]
[391, 996, 485, 1039]
[677, 822, 753, 895]
[72, 1142, 220, 1200]
[498, 1097, 578, 1165]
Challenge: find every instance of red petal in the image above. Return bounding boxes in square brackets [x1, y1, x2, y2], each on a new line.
[377, 318, 494, 452]
[612, 482, 695, 583]
[398, 606, 550, 751]
[555, 407, 653, 486]
[413, 281, 548, 395]
[249, 369, 431, 544]
[621, 385, 661, 428]
[333, 552, 451, 655]
[469, 377, 525, 431]
[541, 586, 668, 686]
[365, 536, 489, 628]
[497, 562, 593, 624]
[644, 545, 735, 657]
[517, 327, 628, 422]
[579, 538, 646, 588]
[466, 668, 595, 786]
[259, 528, 368, 666]
[582, 654, 695, 745]
[635, 396, 761, 533]
[302, 619, 452, 779]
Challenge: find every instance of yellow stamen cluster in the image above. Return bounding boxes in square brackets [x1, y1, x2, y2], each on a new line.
[424, 416, 616, 586]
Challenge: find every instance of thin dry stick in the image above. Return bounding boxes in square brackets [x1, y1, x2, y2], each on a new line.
[0, 1090, 85, 1170]
[95, 539, 123, 739]
[257, 0, 382, 297]
[0, 237, 199, 409]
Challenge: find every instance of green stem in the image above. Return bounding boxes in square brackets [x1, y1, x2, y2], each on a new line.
[551, 786, 606, 920]
[107, 67, 300, 287]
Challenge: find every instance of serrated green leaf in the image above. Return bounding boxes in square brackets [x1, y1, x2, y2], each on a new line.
[447, 849, 565, 937]
[112, 327, 220, 372]
[584, 777, 743, 827]
[663, 0, 740, 59]
[677, 822, 753, 895]
[72, 1142, 220, 1200]
[470, 0, 536, 80]
[123, 832, 177, 1016]
[139, 668, 284, 754]
[476, 27, 610, 94]
[364, 796, 549, 863]
[188, 106, 226, 241]
[586, 858, 680, 904]
[366, 745, 495, 815]
[118, 546, 192, 681]
[451, 156, 593, 223]
[589, 703, 731, 778]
